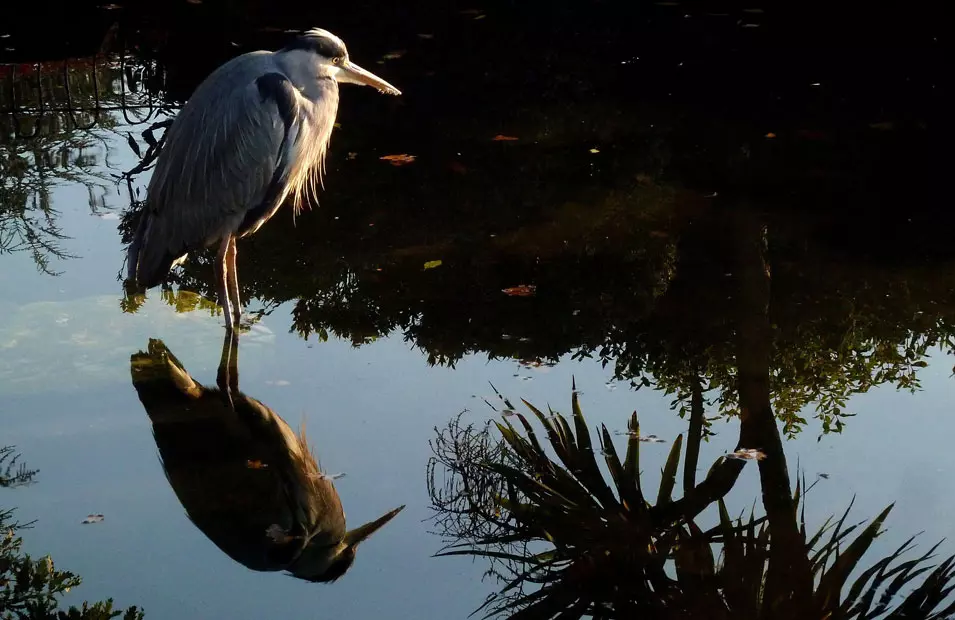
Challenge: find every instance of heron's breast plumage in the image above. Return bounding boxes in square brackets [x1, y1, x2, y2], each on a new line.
[285, 79, 340, 215]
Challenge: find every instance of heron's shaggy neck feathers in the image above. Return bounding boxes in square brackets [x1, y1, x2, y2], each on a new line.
[274, 50, 341, 216]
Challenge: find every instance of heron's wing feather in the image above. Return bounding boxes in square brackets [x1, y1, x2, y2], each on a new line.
[136, 53, 298, 277]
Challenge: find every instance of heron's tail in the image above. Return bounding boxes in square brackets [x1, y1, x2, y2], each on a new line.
[125, 208, 151, 285]
[125, 209, 184, 290]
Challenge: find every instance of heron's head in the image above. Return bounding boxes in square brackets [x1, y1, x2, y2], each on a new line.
[281, 28, 401, 96]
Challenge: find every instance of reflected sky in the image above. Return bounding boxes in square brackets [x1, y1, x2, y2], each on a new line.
[1, 5, 953, 619]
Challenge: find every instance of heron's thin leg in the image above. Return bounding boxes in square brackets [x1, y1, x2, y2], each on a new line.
[226, 234, 241, 326]
[216, 236, 234, 331]
[216, 329, 239, 409]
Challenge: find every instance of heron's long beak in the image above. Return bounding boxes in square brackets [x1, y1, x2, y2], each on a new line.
[338, 60, 402, 96]
[343, 504, 405, 547]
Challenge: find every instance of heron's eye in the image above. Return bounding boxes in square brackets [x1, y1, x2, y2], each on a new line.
[331, 57, 340, 65]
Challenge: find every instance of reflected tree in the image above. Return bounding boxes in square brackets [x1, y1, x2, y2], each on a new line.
[427, 222, 955, 618]
[1, 55, 169, 275]
[0, 446, 38, 489]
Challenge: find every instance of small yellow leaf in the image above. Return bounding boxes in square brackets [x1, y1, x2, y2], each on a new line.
[423, 260, 443, 270]
[589, 148, 600, 154]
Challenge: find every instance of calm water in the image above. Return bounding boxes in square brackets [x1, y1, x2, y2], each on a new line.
[2, 3, 951, 619]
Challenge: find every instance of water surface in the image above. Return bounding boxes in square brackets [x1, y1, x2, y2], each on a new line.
[2, 3, 952, 619]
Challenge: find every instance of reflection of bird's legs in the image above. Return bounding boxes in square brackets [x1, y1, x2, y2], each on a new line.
[226, 234, 242, 328]
[216, 329, 239, 410]
[216, 236, 234, 332]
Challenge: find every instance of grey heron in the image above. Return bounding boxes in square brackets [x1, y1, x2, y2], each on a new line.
[125, 28, 401, 331]
[130, 332, 405, 581]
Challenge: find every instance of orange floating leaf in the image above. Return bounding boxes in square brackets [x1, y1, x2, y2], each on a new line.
[502, 284, 537, 297]
[246, 459, 268, 469]
[380, 154, 416, 166]
[493, 134, 519, 141]
[764, 132, 776, 138]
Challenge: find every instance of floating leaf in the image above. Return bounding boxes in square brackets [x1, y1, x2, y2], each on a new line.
[765, 132, 777, 138]
[380, 154, 416, 166]
[381, 50, 406, 61]
[81, 514, 104, 524]
[417, 33, 434, 39]
[246, 460, 268, 469]
[502, 284, 537, 297]
[613, 430, 667, 443]
[423, 260, 443, 270]
[493, 135, 519, 141]
[589, 148, 600, 154]
[725, 448, 767, 461]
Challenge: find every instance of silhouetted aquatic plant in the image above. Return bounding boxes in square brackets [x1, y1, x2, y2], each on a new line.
[428, 387, 955, 619]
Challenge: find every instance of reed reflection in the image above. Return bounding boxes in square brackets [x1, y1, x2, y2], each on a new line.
[129, 332, 404, 582]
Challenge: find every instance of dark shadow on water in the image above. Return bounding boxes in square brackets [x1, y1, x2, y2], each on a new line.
[128, 332, 405, 582]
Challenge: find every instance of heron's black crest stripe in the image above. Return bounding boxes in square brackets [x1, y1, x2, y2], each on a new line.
[255, 73, 298, 129]
[282, 32, 346, 59]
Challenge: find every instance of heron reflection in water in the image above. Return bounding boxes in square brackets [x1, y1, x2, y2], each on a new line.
[130, 332, 404, 581]
[125, 28, 401, 331]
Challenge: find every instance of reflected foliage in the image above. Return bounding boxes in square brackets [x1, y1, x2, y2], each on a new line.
[0, 56, 166, 274]
[88, 3, 952, 437]
[164, 191, 955, 436]
[428, 390, 955, 619]
[0, 447, 37, 489]
[128, 334, 403, 582]
[1, 450, 143, 620]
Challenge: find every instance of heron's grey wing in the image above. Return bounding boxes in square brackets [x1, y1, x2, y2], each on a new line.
[132, 54, 302, 284]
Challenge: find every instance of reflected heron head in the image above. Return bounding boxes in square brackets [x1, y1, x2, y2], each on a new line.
[280, 27, 401, 96]
[289, 504, 406, 583]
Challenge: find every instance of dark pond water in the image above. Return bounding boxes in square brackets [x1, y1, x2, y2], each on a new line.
[1, 2, 952, 619]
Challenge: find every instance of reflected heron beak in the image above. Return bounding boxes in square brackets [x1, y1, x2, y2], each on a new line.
[343, 504, 406, 547]
[338, 60, 402, 95]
